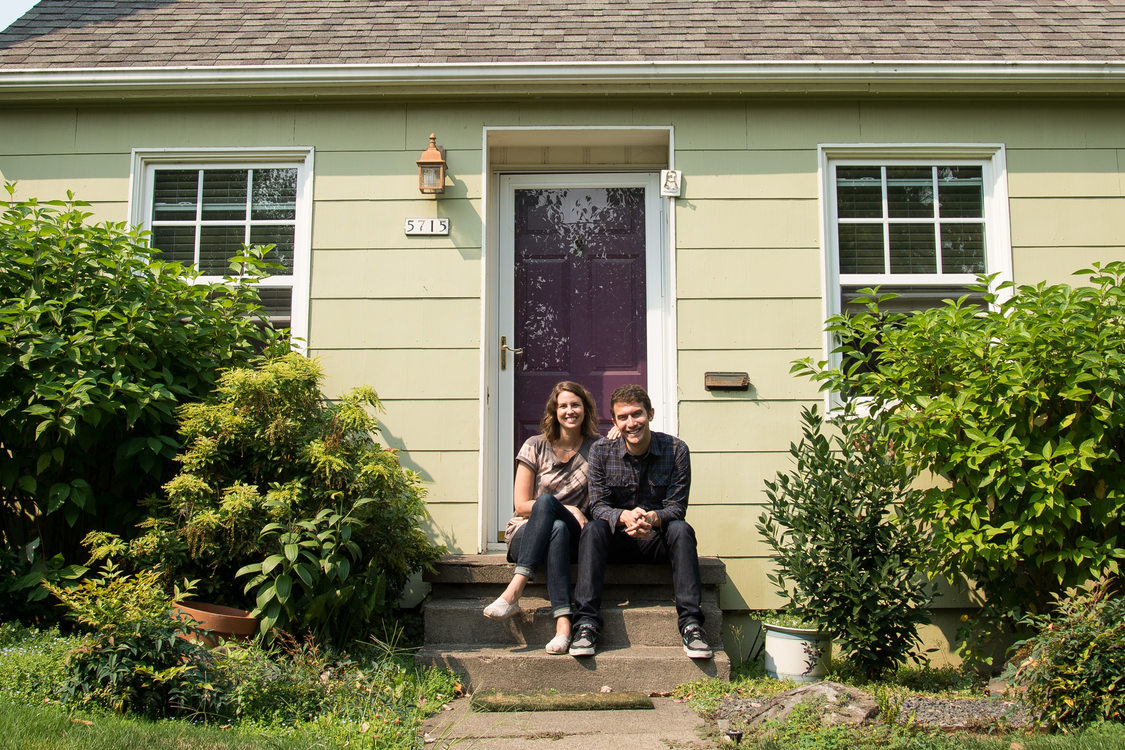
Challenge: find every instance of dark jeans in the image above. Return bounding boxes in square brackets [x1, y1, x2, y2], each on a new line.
[507, 493, 582, 618]
[572, 517, 703, 632]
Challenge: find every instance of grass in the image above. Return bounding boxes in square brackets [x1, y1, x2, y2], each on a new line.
[0, 700, 285, 750]
[0, 620, 460, 750]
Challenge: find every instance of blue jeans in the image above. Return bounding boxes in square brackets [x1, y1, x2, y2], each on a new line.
[507, 493, 582, 618]
[572, 517, 704, 632]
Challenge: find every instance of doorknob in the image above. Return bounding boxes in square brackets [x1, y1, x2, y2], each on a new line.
[500, 336, 523, 370]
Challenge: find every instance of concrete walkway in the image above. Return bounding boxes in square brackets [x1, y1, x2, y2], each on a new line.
[422, 695, 717, 749]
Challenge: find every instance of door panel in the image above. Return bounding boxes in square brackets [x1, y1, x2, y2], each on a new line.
[513, 186, 647, 445]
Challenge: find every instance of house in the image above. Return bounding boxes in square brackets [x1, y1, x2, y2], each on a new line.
[3, 0, 1125, 668]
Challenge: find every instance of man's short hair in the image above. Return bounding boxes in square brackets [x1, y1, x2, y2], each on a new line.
[609, 384, 652, 414]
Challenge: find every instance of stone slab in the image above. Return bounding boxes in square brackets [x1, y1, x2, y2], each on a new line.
[416, 644, 730, 693]
[423, 694, 713, 750]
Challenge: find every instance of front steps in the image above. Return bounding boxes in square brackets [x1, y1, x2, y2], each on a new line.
[415, 554, 731, 693]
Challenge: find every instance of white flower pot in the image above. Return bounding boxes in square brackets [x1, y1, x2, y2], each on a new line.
[763, 622, 831, 682]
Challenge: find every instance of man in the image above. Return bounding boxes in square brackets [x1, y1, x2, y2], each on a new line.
[568, 384, 712, 659]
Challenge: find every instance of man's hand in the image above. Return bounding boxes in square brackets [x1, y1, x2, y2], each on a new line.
[619, 507, 653, 539]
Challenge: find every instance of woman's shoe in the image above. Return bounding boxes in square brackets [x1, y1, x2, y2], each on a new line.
[482, 596, 520, 620]
[545, 634, 571, 655]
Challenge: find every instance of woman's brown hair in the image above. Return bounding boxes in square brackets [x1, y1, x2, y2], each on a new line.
[540, 381, 600, 441]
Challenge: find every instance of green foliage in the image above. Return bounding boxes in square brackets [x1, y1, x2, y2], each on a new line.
[1009, 578, 1124, 728]
[0, 536, 87, 622]
[94, 353, 444, 644]
[759, 405, 933, 679]
[45, 564, 229, 718]
[0, 619, 459, 749]
[0, 623, 75, 704]
[797, 264, 1125, 650]
[0, 186, 285, 567]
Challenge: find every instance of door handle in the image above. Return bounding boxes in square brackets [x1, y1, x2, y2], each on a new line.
[500, 336, 523, 370]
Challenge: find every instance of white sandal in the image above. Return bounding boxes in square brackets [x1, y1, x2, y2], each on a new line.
[545, 634, 571, 655]
[483, 596, 520, 621]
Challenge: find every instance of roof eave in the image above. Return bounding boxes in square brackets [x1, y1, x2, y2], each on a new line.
[3, 60, 1125, 101]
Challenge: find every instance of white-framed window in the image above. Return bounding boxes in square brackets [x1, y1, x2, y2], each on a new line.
[129, 148, 314, 349]
[819, 144, 1013, 355]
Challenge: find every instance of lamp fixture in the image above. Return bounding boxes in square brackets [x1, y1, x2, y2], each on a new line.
[417, 133, 447, 194]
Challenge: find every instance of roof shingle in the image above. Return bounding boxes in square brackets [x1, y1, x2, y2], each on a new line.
[2, 0, 1125, 69]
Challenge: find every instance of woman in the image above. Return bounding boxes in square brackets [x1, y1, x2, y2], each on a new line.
[482, 381, 605, 654]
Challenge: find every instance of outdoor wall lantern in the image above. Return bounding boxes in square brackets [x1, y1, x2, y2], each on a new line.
[416, 133, 447, 194]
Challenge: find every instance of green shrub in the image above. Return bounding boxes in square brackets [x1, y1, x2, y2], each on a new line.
[91, 353, 444, 645]
[45, 563, 230, 718]
[0, 187, 285, 588]
[758, 405, 933, 679]
[798, 263, 1125, 657]
[1009, 578, 1124, 728]
[0, 623, 75, 704]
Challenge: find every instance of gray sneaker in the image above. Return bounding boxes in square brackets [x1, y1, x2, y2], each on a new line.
[681, 624, 713, 659]
[568, 623, 598, 657]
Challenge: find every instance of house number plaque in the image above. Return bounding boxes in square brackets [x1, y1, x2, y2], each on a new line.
[404, 217, 450, 236]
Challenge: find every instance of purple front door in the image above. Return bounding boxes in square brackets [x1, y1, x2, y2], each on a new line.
[513, 186, 648, 445]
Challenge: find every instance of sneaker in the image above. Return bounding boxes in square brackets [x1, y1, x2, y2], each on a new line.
[681, 623, 713, 659]
[568, 623, 598, 657]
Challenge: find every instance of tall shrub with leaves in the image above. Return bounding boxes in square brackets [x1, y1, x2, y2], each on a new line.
[92, 353, 444, 645]
[0, 186, 284, 571]
[797, 263, 1125, 654]
[758, 405, 933, 679]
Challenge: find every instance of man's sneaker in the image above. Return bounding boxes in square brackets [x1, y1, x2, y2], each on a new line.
[681, 623, 713, 659]
[568, 623, 598, 657]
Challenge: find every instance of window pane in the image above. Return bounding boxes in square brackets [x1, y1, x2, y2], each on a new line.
[202, 169, 248, 220]
[941, 223, 986, 274]
[152, 170, 198, 221]
[836, 167, 882, 218]
[199, 225, 246, 275]
[938, 166, 983, 218]
[838, 223, 885, 274]
[150, 226, 196, 266]
[842, 284, 986, 315]
[256, 287, 292, 329]
[250, 225, 296, 271]
[889, 223, 937, 274]
[887, 167, 934, 218]
[251, 168, 297, 220]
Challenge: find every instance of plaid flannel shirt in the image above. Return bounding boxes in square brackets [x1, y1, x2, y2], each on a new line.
[586, 431, 691, 529]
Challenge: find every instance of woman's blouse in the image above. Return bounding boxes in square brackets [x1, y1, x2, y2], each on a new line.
[503, 434, 598, 545]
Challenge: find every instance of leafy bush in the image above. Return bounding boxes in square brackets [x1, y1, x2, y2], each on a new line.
[45, 564, 230, 718]
[0, 538, 86, 623]
[91, 353, 444, 645]
[0, 620, 461, 747]
[0, 622, 75, 704]
[758, 405, 933, 679]
[0, 187, 284, 574]
[798, 263, 1125, 653]
[1009, 578, 1124, 728]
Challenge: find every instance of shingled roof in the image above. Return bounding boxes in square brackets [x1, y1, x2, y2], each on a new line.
[3, 0, 1125, 69]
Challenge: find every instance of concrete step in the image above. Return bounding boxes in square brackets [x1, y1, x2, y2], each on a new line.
[425, 597, 725, 648]
[427, 581, 721, 604]
[416, 643, 731, 693]
[425, 553, 727, 587]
